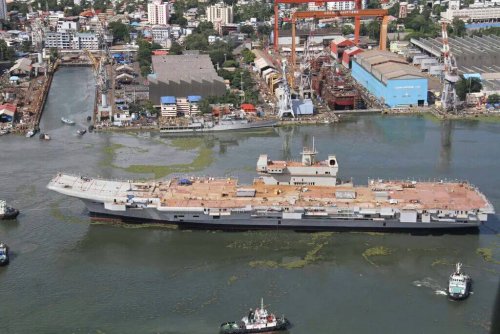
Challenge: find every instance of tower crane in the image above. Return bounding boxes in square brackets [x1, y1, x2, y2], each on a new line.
[298, 36, 313, 99]
[440, 19, 459, 112]
[277, 59, 295, 119]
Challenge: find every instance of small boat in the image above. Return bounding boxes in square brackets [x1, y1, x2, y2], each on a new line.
[220, 299, 289, 334]
[87, 115, 92, 122]
[26, 129, 36, 138]
[61, 117, 75, 125]
[0, 243, 9, 266]
[0, 128, 10, 136]
[448, 263, 472, 300]
[0, 200, 19, 220]
[39, 133, 51, 140]
[76, 129, 87, 136]
[88, 125, 94, 132]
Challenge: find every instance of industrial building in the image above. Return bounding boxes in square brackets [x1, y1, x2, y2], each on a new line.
[148, 54, 226, 106]
[410, 35, 500, 75]
[351, 50, 428, 108]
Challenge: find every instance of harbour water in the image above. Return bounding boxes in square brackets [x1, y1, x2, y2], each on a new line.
[0, 68, 499, 333]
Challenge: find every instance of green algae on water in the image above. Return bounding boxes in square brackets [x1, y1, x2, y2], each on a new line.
[100, 143, 124, 168]
[362, 246, 392, 266]
[249, 260, 279, 269]
[122, 147, 214, 179]
[476, 248, 500, 264]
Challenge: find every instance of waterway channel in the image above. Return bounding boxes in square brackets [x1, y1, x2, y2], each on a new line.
[0, 68, 499, 334]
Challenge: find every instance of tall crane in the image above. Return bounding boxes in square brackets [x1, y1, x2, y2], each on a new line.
[440, 19, 459, 112]
[277, 59, 295, 119]
[298, 36, 313, 99]
[273, 0, 362, 51]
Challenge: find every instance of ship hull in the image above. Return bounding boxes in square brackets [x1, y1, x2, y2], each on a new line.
[159, 120, 277, 133]
[83, 200, 481, 232]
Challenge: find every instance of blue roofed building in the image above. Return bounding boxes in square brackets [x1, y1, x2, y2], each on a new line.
[160, 96, 177, 118]
[351, 50, 428, 108]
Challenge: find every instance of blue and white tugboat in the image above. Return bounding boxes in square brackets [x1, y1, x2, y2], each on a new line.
[220, 299, 289, 334]
[0, 200, 19, 220]
[0, 243, 9, 266]
[448, 263, 471, 300]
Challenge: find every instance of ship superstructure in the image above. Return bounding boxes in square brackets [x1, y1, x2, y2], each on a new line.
[47, 147, 494, 231]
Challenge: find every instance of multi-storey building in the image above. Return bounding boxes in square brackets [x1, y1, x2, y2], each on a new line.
[148, 0, 170, 25]
[45, 32, 72, 49]
[57, 20, 80, 33]
[44, 32, 99, 50]
[151, 25, 170, 45]
[326, 1, 356, 10]
[73, 33, 100, 50]
[206, 2, 233, 25]
[0, 0, 7, 21]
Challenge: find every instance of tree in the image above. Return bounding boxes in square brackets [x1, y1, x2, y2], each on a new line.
[108, 21, 130, 43]
[169, 41, 183, 55]
[456, 77, 482, 101]
[169, 13, 188, 28]
[0, 39, 15, 61]
[209, 49, 227, 66]
[342, 25, 354, 36]
[21, 40, 32, 53]
[49, 47, 58, 63]
[184, 33, 209, 50]
[196, 21, 214, 34]
[241, 48, 255, 64]
[366, 0, 381, 9]
[240, 25, 255, 36]
[450, 17, 466, 37]
[257, 25, 272, 37]
[487, 94, 500, 104]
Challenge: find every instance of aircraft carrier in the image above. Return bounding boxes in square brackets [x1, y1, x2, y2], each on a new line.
[47, 146, 495, 231]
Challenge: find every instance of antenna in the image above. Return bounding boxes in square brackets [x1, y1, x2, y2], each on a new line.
[312, 136, 315, 152]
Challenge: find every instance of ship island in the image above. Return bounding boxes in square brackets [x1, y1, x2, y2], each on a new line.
[47, 145, 494, 231]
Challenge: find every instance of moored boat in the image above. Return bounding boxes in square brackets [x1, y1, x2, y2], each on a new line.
[26, 129, 36, 138]
[0, 243, 9, 266]
[220, 299, 289, 334]
[160, 115, 277, 134]
[39, 133, 51, 140]
[448, 263, 471, 300]
[0, 200, 19, 220]
[61, 117, 75, 125]
[76, 129, 87, 136]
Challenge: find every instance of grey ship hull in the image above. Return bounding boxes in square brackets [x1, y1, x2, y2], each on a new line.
[82, 200, 482, 232]
[159, 120, 277, 133]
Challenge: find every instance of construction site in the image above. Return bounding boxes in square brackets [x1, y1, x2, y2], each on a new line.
[254, 0, 497, 121]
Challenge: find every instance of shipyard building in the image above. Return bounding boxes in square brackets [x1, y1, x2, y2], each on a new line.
[148, 54, 226, 106]
[351, 50, 428, 108]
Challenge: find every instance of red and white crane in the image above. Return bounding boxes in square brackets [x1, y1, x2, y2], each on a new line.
[440, 19, 459, 112]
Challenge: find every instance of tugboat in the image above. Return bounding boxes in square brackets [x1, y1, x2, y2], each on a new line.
[61, 117, 75, 125]
[448, 263, 472, 300]
[0, 243, 9, 266]
[0, 200, 19, 220]
[220, 299, 289, 334]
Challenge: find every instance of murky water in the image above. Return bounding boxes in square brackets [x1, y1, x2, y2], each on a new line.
[0, 68, 499, 334]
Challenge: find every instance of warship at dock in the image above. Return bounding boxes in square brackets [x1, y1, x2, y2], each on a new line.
[159, 115, 277, 133]
[47, 145, 494, 231]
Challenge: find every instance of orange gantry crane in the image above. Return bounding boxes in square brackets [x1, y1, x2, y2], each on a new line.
[290, 9, 389, 67]
[274, 0, 362, 51]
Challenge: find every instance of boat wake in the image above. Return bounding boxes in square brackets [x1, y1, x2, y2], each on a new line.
[413, 277, 447, 296]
